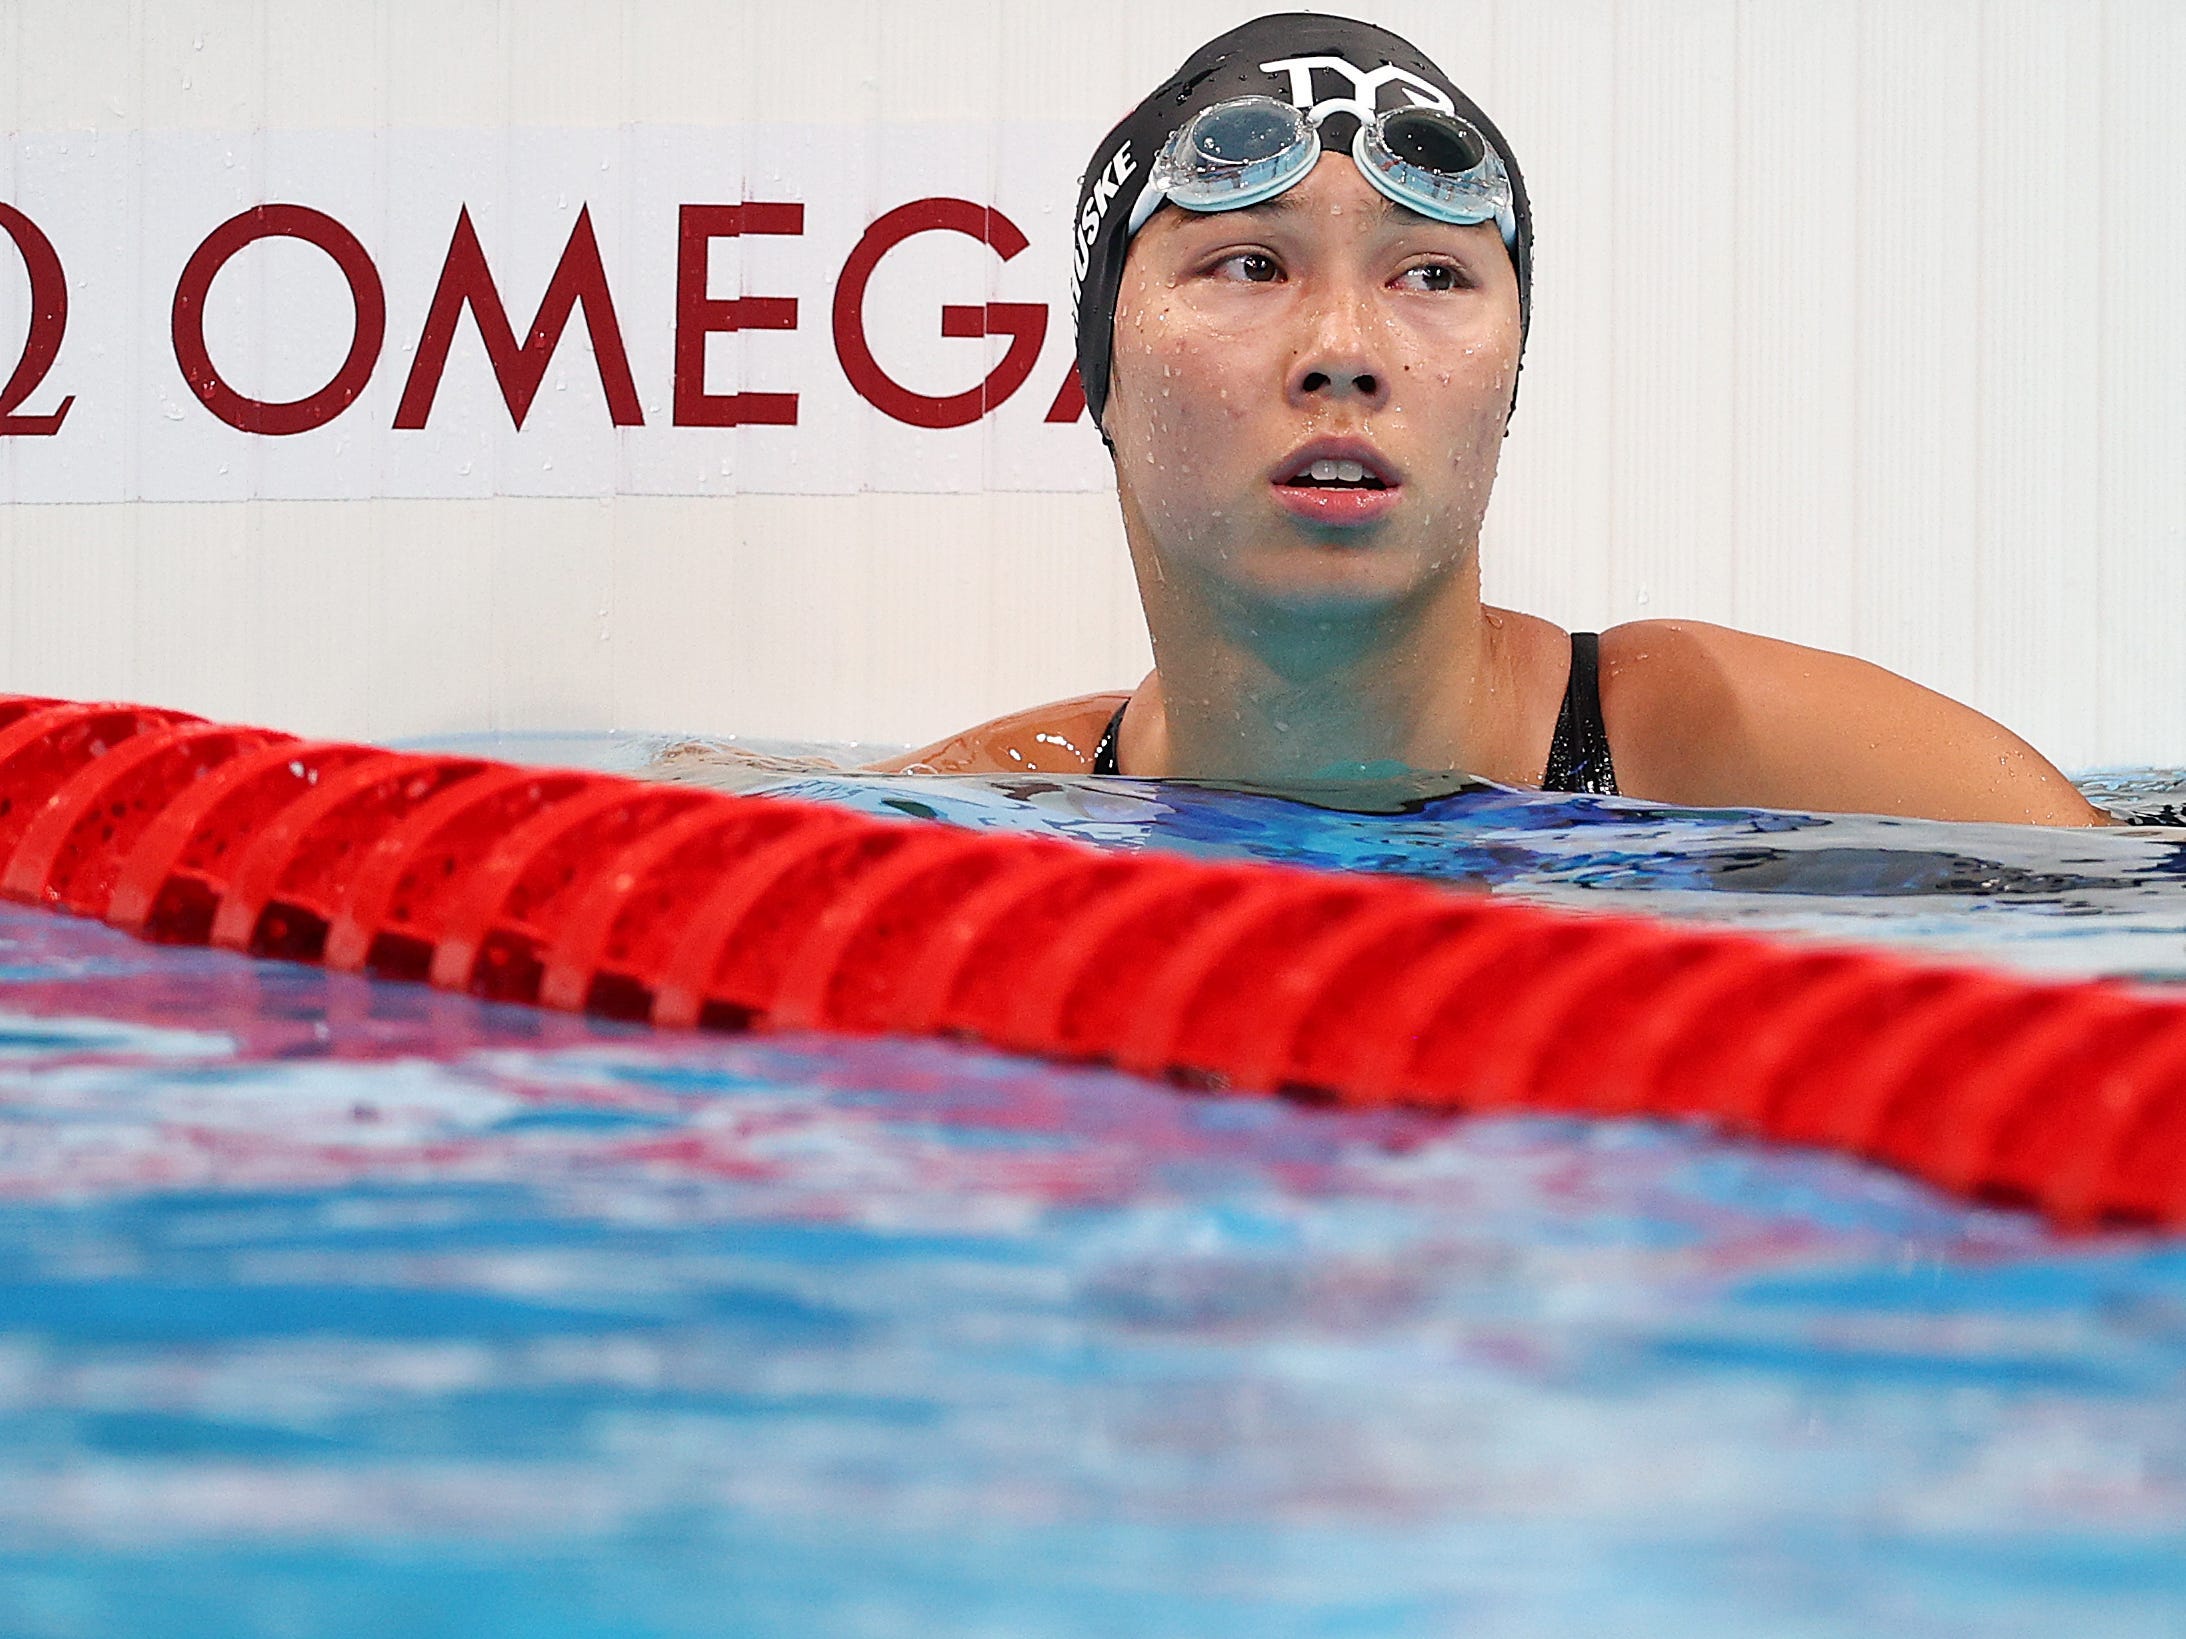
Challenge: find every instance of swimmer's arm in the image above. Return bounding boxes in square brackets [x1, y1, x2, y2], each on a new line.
[1602, 621, 2109, 826]
[865, 691, 1130, 775]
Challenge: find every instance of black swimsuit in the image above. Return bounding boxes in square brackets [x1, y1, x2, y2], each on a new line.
[1539, 631, 1619, 795]
[1091, 631, 1620, 795]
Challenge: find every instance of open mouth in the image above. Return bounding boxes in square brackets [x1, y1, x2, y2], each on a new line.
[1283, 457, 1390, 491]
[1270, 443, 1402, 527]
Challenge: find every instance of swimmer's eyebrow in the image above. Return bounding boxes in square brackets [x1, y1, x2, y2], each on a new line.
[1227, 192, 1309, 221]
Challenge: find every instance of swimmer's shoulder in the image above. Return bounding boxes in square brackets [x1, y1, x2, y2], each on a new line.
[1598, 619, 2107, 826]
[866, 690, 1131, 775]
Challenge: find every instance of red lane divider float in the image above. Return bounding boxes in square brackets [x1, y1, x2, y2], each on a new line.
[0, 694, 2178, 1230]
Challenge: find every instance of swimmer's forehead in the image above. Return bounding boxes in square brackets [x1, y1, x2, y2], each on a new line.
[1142, 179, 1488, 237]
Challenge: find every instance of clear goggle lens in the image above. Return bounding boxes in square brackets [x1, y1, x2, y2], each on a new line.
[1354, 107, 1513, 240]
[1147, 96, 1319, 213]
[1135, 95, 1516, 246]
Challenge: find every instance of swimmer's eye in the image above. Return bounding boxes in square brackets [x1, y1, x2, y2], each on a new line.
[1394, 260, 1472, 293]
[1209, 250, 1282, 284]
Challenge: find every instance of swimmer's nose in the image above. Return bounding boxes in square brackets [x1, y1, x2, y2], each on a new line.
[1287, 287, 1388, 410]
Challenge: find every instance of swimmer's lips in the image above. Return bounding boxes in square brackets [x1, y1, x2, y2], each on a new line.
[1270, 441, 1403, 528]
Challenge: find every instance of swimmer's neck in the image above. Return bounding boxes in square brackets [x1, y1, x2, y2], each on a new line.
[1128, 563, 1541, 783]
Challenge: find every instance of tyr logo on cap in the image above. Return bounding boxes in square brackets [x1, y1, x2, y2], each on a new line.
[1257, 55, 1456, 125]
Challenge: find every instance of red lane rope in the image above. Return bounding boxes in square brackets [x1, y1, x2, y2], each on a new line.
[321, 763, 592, 977]
[0, 694, 2179, 1229]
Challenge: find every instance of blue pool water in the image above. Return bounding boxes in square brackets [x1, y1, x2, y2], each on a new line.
[4, 744, 2186, 1638]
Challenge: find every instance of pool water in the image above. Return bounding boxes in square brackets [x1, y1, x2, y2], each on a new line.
[3, 744, 2185, 1638]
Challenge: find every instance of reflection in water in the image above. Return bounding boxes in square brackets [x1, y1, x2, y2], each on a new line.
[645, 742, 2186, 982]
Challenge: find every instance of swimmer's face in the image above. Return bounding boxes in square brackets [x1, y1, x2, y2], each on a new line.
[1104, 154, 1521, 618]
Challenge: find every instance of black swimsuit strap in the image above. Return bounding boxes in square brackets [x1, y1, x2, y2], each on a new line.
[1091, 699, 1129, 776]
[1541, 631, 1620, 796]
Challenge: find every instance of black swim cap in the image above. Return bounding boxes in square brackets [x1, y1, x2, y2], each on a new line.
[1068, 12, 1533, 431]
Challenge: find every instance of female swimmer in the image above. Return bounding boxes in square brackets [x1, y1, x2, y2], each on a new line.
[886, 13, 2103, 827]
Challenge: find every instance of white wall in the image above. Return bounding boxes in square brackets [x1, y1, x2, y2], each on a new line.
[2, 0, 2183, 769]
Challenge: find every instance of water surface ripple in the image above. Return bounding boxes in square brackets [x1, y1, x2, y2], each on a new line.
[1, 748, 2182, 1637]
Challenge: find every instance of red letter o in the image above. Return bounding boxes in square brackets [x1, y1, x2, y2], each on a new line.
[171, 204, 386, 436]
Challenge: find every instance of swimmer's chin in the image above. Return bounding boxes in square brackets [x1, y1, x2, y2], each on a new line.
[1221, 542, 1440, 607]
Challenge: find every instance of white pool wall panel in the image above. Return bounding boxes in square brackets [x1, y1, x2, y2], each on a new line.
[1, 0, 2182, 770]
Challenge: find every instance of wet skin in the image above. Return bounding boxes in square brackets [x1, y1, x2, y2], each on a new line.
[885, 157, 2104, 826]
[1102, 154, 1518, 627]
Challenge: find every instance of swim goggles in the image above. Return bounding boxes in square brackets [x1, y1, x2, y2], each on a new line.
[1130, 94, 1517, 248]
